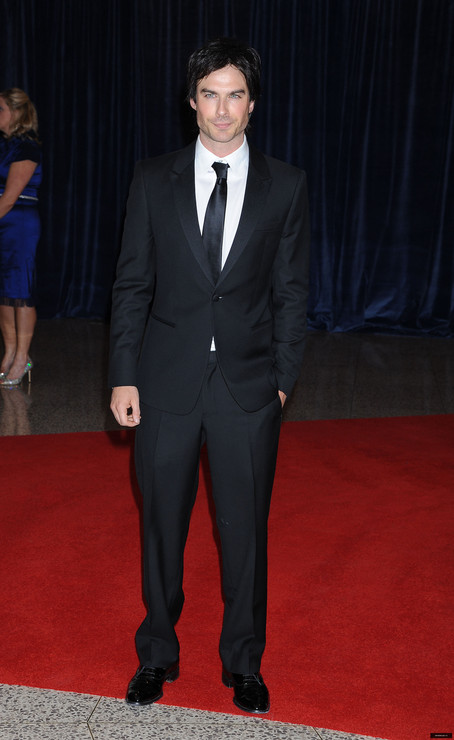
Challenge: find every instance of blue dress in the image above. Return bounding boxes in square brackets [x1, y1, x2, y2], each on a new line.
[0, 135, 42, 306]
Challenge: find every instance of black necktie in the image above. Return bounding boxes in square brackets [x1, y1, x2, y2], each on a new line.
[202, 161, 229, 283]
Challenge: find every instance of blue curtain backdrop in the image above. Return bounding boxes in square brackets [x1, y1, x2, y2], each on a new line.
[1, 0, 453, 335]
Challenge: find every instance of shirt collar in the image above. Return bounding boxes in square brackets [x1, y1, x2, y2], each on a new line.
[195, 135, 249, 172]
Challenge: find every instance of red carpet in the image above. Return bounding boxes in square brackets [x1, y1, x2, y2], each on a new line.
[1, 417, 453, 740]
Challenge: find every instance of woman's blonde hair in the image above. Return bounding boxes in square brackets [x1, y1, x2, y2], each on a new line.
[0, 87, 39, 138]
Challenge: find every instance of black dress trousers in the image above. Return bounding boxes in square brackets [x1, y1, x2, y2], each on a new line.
[134, 352, 282, 674]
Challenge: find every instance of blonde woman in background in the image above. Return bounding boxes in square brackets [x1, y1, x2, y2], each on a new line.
[0, 88, 42, 387]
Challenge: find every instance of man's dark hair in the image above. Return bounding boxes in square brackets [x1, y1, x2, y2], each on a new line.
[187, 37, 261, 103]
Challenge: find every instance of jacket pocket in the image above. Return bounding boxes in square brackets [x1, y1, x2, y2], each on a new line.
[151, 312, 176, 328]
[251, 317, 273, 330]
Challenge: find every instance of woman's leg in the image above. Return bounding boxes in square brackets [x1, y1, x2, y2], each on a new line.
[0, 304, 17, 374]
[3, 305, 36, 379]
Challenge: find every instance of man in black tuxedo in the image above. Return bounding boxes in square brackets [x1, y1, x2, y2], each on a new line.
[109, 37, 310, 714]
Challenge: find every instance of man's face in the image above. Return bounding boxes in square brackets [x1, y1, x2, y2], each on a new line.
[190, 65, 255, 156]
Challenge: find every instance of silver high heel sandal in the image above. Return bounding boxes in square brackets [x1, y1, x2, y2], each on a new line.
[0, 359, 33, 387]
[0, 362, 13, 380]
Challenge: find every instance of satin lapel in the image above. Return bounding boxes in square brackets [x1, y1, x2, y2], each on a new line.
[171, 143, 214, 286]
[220, 147, 271, 283]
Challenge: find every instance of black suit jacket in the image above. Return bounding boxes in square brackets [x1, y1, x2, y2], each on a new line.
[109, 141, 310, 413]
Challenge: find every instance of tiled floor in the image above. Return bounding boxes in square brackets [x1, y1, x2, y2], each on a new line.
[1, 319, 453, 739]
[0, 685, 387, 740]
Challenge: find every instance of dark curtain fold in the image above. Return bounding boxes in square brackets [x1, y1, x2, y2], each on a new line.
[1, 0, 453, 335]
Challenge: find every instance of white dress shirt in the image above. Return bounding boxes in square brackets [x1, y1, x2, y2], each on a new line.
[194, 135, 249, 269]
[195, 136, 250, 351]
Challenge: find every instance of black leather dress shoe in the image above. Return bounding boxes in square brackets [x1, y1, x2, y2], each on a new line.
[126, 662, 179, 705]
[222, 669, 270, 714]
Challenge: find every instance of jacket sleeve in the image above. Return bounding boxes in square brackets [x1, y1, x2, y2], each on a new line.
[108, 161, 156, 388]
[271, 169, 310, 398]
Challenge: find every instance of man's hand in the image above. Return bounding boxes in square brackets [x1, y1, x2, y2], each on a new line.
[278, 390, 287, 407]
[110, 386, 141, 427]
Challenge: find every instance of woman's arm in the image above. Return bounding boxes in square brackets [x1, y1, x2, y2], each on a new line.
[0, 159, 37, 218]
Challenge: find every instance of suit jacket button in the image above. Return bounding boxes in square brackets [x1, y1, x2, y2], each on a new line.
[212, 294, 222, 302]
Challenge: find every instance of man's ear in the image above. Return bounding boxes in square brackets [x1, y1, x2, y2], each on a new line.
[190, 98, 197, 111]
[248, 100, 255, 115]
